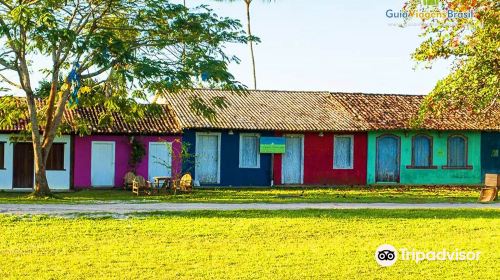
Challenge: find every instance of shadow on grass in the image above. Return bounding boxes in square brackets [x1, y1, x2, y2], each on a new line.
[126, 209, 500, 220]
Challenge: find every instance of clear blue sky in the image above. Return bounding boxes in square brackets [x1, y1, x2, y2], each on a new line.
[180, 0, 451, 95]
[2, 0, 451, 96]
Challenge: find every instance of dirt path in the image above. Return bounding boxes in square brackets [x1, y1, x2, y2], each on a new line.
[0, 202, 497, 215]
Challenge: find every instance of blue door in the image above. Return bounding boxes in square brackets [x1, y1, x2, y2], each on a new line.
[376, 135, 400, 183]
[481, 132, 500, 179]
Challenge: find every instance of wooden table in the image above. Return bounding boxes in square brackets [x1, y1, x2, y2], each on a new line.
[152, 177, 172, 193]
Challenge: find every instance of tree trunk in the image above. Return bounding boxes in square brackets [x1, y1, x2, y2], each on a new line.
[33, 147, 51, 197]
[245, 0, 257, 90]
[17, 58, 52, 197]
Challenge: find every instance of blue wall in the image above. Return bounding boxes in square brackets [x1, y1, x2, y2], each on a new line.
[481, 132, 500, 179]
[183, 130, 273, 186]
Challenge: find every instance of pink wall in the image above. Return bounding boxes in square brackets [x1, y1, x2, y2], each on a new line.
[73, 135, 182, 189]
[273, 132, 367, 185]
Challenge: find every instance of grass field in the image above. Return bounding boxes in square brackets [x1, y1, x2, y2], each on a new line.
[0, 186, 484, 204]
[0, 209, 498, 279]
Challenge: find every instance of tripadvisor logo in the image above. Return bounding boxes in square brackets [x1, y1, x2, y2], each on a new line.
[375, 244, 397, 267]
[375, 244, 481, 267]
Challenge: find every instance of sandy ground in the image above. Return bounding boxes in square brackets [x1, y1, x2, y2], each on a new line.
[0, 202, 497, 215]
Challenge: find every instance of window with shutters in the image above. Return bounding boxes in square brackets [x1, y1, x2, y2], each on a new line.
[446, 135, 469, 168]
[333, 135, 354, 169]
[407, 135, 437, 169]
[239, 134, 260, 168]
[46, 143, 65, 170]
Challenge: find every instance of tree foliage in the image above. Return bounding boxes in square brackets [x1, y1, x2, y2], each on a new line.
[0, 0, 249, 195]
[404, 0, 499, 120]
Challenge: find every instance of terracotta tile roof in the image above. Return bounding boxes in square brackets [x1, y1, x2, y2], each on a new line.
[2, 91, 499, 134]
[161, 89, 367, 132]
[332, 92, 500, 131]
[0, 97, 181, 134]
[0, 97, 73, 132]
[67, 104, 182, 134]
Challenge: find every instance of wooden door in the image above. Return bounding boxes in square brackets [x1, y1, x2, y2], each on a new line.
[282, 135, 304, 184]
[195, 134, 220, 184]
[376, 135, 400, 183]
[13, 143, 34, 188]
[91, 141, 115, 187]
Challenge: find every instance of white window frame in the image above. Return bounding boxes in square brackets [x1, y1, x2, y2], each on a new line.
[333, 135, 354, 170]
[239, 133, 261, 168]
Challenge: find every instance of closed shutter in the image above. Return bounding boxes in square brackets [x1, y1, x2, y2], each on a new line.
[448, 136, 466, 167]
[334, 136, 353, 169]
[46, 143, 65, 170]
[240, 134, 259, 168]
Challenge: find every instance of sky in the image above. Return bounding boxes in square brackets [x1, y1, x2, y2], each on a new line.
[1, 0, 452, 96]
[177, 0, 451, 95]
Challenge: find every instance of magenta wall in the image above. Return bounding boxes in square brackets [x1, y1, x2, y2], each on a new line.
[73, 135, 182, 189]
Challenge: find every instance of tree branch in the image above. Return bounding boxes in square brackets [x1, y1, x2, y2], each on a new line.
[79, 62, 115, 79]
[0, 0, 12, 10]
[0, 57, 16, 70]
[41, 87, 71, 159]
[0, 73, 21, 88]
[43, 46, 61, 141]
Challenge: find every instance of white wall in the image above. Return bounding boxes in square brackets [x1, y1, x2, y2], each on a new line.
[0, 134, 13, 189]
[46, 135, 71, 190]
[0, 134, 71, 190]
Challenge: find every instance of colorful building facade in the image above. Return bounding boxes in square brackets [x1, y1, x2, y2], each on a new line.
[272, 132, 367, 185]
[73, 135, 182, 189]
[0, 134, 72, 190]
[71, 105, 182, 189]
[2, 90, 500, 190]
[367, 131, 482, 185]
[182, 130, 274, 186]
[163, 89, 369, 187]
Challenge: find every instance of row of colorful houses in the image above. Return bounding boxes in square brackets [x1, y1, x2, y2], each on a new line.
[0, 89, 499, 190]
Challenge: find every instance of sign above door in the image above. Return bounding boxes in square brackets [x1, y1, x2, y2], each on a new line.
[260, 137, 286, 154]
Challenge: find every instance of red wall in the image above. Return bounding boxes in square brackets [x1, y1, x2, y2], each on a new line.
[273, 132, 367, 185]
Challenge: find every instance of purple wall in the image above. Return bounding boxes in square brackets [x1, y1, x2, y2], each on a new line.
[73, 135, 182, 189]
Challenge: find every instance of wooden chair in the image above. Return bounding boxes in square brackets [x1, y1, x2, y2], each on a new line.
[123, 172, 136, 190]
[480, 174, 499, 202]
[172, 173, 193, 193]
[132, 176, 152, 196]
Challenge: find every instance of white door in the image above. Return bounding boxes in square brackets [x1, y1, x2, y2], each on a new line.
[148, 142, 172, 182]
[282, 135, 303, 184]
[91, 141, 115, 187]
[195, 133, 220, 184]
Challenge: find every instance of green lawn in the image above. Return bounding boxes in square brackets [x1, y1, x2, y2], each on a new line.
[0, 209, 497, 279]
[0, 186, 485, 204]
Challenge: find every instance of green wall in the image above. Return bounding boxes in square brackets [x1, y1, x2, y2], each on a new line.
[367, 131, 482, 185]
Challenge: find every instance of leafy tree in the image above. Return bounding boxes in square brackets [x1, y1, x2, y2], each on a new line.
[214, 0, 273, 90]
[0, 0, 248, 196]
[404, 0, 499, 120]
